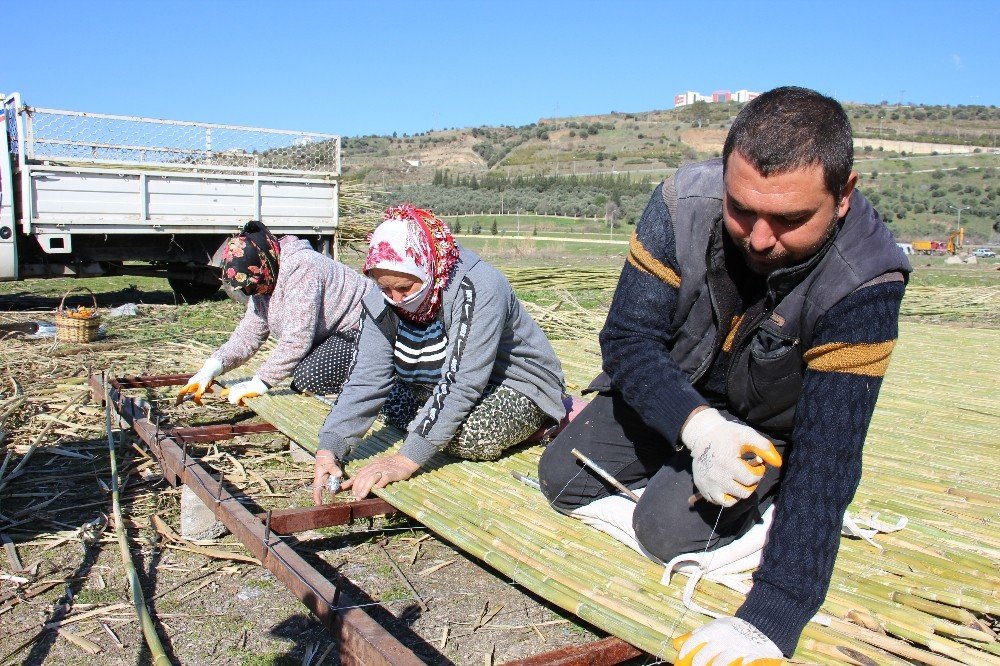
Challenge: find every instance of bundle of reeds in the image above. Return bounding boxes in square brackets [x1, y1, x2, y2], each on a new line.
[502, 265, 1000, 325]
[521, 291, 607, 340]
[899, 285, 1000, 322]
[238, 320, 999, 664]
[337, 182, 386, 245]
[502, 266, 622, 293]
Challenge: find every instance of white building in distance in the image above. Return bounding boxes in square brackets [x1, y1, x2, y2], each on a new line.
[673, 91, 711, 107]
[674, 89, 759, 107]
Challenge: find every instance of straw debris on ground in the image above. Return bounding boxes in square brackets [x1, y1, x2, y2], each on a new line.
[0, 282, 603, 664]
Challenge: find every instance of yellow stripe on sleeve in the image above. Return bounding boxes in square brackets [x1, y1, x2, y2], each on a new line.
[626, 231, 681, 288]
[804, 340, 897, 376]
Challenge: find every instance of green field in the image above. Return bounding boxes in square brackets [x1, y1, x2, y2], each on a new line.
[443, 213, 630, 238]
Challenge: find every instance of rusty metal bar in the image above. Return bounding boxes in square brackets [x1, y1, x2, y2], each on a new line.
[259, 499, 399, 535]
[90, 373, 424, 666]
[167, 422, 279, 443]
[500, 636, 644, 666]
[109, 373, 193, 389]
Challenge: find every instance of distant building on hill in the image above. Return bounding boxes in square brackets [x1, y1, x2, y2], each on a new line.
[674, 88, 760, 107]
[732, 89, 760, 103]
[674, 91, 711, 107]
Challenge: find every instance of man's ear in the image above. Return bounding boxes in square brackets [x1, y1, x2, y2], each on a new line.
[837, 171, 858, 218]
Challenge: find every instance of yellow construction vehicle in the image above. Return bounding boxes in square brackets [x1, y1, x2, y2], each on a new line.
[946, 228, 965, 255]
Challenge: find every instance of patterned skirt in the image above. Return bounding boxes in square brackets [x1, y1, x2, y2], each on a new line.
[380, 381, 548, 461]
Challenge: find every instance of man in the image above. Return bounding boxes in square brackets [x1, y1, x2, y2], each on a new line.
[538, 86, 909, 662]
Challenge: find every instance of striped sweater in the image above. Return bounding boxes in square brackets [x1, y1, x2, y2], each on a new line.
[393, 318, 448, 385]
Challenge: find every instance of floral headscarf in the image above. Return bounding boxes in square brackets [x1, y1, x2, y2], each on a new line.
[220, 221, 281, 296]
[364, 204, 460, 323]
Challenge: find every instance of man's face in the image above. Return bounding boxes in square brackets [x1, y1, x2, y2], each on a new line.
[723, 152, 856, 275]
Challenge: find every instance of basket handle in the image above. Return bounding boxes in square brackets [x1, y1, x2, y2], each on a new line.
[58, 286, 99, 314]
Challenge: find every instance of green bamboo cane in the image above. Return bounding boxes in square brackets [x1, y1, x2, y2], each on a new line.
[104, 389, 172, 666]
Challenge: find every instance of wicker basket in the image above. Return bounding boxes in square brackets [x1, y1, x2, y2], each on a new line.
[55, 287, 102, 343]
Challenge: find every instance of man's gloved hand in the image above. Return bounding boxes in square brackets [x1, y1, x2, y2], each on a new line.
[176, 358, 223, 405]
[227, 376, 269, 406]
[680, 407, 782, 507]
[672, 617, 783, 666]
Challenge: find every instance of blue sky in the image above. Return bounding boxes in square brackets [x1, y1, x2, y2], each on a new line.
[3, 1, 997, 137]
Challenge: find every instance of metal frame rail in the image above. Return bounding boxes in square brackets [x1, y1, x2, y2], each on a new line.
[89, 372, 645, 666]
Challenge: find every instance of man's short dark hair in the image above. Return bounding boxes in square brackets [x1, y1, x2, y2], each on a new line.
[723, 86, 854, 197]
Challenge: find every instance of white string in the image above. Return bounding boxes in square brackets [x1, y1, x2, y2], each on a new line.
[544, 453, 728, 661]
[654, 504, 725, 659]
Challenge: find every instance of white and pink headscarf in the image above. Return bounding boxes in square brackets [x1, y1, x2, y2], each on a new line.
[364, 204, 460, 323]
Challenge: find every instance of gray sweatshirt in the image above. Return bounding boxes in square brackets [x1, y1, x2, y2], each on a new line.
[318, 247, 566, 465]
[212, 237, 372, 386]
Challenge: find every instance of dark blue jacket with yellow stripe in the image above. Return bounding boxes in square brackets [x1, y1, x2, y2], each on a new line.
[599, 159, 910, 655]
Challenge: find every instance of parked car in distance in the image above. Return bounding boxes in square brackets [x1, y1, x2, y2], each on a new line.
[972, 248, 997, 258]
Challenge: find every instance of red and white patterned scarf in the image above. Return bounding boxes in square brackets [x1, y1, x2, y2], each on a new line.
[364, 204, 460, 323]
[220, 220, 282, 295]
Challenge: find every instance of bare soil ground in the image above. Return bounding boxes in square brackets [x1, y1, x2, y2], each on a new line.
[0, 284, 603, 666]
[677, 128, 726, 154]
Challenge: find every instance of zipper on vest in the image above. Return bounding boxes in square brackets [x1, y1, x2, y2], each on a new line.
[724, 297, 773, 391]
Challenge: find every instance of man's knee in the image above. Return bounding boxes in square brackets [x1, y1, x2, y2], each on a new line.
[632, 490, 763, 562]
[632, 495, 692, 561]
[538, 439, 584, 512]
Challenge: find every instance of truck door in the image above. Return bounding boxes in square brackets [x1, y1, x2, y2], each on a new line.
[0, 98, 18, 280]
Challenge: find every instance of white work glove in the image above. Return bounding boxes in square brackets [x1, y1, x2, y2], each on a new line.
[681, 408, 782, 507]
[673, 617, 783, 666]
[176, 358, 223, 405]
[227, 375, 269, 406]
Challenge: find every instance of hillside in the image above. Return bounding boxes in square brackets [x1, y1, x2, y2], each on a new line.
[342, 102, 1000, 244]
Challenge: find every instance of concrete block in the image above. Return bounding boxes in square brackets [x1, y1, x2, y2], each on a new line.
[180, 484, 227, 540]
[288, 439, 315, 464]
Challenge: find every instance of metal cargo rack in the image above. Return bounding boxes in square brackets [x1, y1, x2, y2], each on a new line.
[90, 371, 646, 666]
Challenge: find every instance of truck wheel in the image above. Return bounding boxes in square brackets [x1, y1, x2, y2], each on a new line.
[168, 277, 222, 304]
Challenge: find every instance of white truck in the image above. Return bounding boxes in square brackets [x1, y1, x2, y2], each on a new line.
[1, 92, 342, 301]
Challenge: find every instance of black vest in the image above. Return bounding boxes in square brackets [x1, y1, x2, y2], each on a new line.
[666, 159, 910, 438]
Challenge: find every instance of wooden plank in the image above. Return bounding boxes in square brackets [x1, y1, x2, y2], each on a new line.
[259, 499, 398, 534]
[501, 637, 643, 666]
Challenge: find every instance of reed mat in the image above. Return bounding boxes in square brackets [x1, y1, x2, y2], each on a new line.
[239, 321, 999, 664]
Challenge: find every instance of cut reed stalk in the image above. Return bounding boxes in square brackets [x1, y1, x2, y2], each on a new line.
[104, 391, 171, 665]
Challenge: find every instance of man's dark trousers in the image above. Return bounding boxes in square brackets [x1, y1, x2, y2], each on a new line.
[538, 390, 785, 561]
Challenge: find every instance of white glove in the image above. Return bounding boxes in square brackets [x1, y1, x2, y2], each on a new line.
[227, 375, 269, 406]
[673, 617, 783, 666]
[680, 408, 782, 507]
[177, 358, 223, 405]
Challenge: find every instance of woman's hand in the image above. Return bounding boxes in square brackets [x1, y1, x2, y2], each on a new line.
[342, 454, 420, 499]
[312, 450, 343, 505]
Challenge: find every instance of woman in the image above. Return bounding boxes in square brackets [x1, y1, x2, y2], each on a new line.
[313, 205, 566, 503]
[177, 221, 372, 406]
